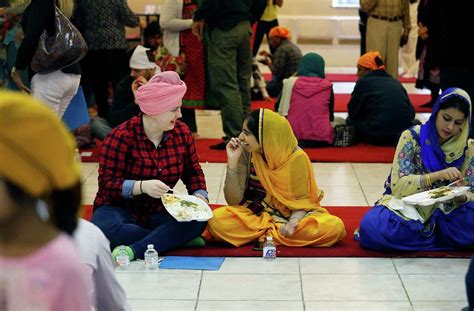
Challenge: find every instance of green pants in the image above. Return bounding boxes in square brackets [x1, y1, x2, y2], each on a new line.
[207, 21, 252, 139]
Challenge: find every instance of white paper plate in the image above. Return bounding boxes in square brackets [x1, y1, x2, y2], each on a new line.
[162, 194, 213, 222]
[402, 186, 470, 206]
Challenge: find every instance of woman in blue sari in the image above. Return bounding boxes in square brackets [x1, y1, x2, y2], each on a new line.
[359, 87, 474, 251]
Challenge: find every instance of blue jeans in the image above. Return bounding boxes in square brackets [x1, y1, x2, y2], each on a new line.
[91, 205, 207, 258]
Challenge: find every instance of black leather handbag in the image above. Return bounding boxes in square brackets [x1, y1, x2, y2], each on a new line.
[31, 6, 88, 73]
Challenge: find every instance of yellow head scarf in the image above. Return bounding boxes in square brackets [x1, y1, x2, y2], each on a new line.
[251, 109, 324, 217]
[0, 92, 81, 197]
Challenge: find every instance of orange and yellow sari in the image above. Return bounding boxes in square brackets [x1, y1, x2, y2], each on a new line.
[207, 109, 346, 247]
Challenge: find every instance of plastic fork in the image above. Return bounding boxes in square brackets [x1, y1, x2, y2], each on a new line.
[447, 179, 463, 187]
[168, 188, 187, 196]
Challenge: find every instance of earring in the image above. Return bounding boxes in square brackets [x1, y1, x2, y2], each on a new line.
[35, 199, 50, 222]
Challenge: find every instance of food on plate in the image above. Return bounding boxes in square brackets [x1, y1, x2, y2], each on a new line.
[428, 186, 454, 199]
[162, 194, 210, 221]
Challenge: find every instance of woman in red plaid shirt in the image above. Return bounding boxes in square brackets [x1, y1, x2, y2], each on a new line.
[91, 71, 208, 261]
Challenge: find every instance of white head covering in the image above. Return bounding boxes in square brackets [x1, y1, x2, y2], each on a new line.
[129, 45, 160, 71]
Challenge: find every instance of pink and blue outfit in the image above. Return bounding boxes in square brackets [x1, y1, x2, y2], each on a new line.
[360, 88, 474, 251]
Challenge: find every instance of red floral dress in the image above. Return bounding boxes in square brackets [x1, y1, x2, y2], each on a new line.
[179, 0, 205, 108]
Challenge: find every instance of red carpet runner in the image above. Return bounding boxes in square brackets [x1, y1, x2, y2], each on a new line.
[81, 205, 472, 258]
[263, 73, 416, 84]
[80, 138, 396, 163]
[80, 140, 101, 162]
[196, 138, 395, 163]
[251, 93, 432, 113]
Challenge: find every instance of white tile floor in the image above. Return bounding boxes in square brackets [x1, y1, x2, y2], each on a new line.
[79, 43, 470, 310]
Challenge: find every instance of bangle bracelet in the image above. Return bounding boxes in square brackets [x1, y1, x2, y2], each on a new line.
[139, 180, 143, 194]
[423, 174, 431, 188]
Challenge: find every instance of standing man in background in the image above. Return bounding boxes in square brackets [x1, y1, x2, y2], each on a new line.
[438, 3, 474, 138]
[192, 0, 266, 150]
[361, 0, 410, 79]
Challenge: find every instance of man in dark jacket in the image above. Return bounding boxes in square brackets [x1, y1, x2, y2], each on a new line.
[90, 45, 158, 140]
[192, 0, 266, 150]
[348, 51, 416, 146]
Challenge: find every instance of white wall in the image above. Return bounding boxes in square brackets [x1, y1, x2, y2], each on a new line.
[127, 0, 358, 17]
[127, 0, 360, 44]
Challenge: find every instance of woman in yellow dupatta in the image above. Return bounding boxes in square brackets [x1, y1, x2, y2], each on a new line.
[207, 109, 346, 247]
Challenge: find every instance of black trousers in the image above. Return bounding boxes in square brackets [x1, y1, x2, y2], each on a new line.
[81, 49, 130, 119]
[252, 19, 279, 56]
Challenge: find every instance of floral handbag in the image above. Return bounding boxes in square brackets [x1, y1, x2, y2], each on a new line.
[31, 6, 87, 73]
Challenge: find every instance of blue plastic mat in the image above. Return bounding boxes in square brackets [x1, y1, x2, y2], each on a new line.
[160, 256, 224, 270]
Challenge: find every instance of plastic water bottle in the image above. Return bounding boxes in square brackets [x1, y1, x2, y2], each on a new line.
[262, 236, 276, 260]
[75, 148, 82, 162]
[116, 245, 130, 270]
[144, 244, 159, 270]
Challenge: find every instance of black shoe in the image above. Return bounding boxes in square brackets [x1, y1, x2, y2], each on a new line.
[420, 101, 434, 108]
[209, 141, 227, 150]
[253, 240, 263, 251]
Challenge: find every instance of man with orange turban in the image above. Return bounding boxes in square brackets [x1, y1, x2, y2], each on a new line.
[347, 51, 416, 146]
[259, 25, 302, 97]
[92, 71, 208, 261]
[356, 50, 386, 75]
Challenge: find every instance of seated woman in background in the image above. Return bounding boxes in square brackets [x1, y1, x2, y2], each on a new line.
[277, 52, 335, 146]
[205, 109, 346, 247]
[347, 51, 416, 146]
[359, 88, 474, 251]
[0, 92, 91, 309]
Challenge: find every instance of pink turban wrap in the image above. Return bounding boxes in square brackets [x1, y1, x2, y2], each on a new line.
[136, 71, 187, 115]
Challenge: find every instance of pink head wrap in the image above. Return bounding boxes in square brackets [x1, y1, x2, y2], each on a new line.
[136, 71, 187, 115]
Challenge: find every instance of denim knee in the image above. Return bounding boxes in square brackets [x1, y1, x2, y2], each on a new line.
[91, 205, 125, 235]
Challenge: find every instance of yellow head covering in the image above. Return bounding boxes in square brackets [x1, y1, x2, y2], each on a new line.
[0, 92, 80, 197]
[251, 109, 324, 217]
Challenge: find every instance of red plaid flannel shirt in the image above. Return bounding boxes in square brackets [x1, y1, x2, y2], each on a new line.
[93, 114, 206, 224]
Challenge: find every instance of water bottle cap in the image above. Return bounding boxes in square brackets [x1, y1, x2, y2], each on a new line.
[266, 236, 273, 241]
[119, 245, 126, 249]
[147, 244, 154, 249]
